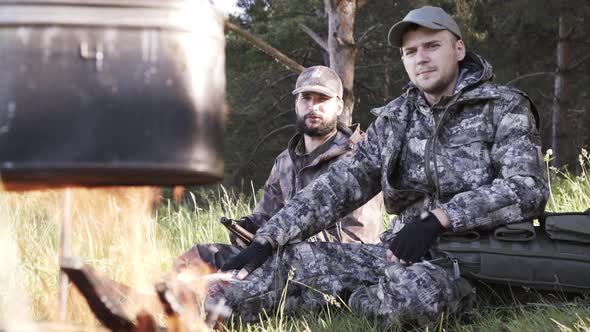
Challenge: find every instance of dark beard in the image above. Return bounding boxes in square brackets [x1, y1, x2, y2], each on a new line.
[296, 115, 337, 137]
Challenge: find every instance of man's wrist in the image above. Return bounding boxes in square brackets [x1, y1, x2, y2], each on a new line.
[255, 234, 278, 250]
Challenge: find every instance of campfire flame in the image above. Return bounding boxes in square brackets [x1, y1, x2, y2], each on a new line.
[0, 187, 218, 331]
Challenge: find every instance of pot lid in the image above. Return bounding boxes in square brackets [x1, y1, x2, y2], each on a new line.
[0, 0, 224, 31]
[0, 0, 184, 9]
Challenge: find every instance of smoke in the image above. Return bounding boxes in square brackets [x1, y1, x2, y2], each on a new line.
[0, 197, 35, 331]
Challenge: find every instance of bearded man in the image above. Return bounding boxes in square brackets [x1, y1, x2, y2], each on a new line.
[175, 66, 383, 271]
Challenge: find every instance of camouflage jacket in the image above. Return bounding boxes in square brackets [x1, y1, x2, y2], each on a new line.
[244, 125, 384, 244]
[257, 52, 549, 246]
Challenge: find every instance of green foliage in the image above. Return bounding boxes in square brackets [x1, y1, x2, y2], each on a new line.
[223, 0, 590, 189]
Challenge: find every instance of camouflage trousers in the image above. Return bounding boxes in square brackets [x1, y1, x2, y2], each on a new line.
[185, 242, 474, 326]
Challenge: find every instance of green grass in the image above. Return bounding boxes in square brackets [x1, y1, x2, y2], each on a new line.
[546, 149, 590, 212]
[1, 150, 590, 331]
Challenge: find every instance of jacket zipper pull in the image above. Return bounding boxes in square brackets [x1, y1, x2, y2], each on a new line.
[452, 258, 461, 280]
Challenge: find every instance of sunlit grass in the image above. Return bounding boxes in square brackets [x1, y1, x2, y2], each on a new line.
[0, 150, 589, 331]
[546, 149, 590, 212]
[157, 185, 256, 259]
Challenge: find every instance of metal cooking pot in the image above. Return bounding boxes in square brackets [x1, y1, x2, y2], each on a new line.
[0, 0, 227, 190]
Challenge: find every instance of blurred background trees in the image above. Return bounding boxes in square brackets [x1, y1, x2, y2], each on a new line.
[222, 0, 590, 189]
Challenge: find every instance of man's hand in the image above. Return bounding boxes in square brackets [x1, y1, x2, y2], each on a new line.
[388, 211, 446, 264]
[221, 236, 274, 280]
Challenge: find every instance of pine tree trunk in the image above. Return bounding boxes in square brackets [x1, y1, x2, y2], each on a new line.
[325, 0, 357, 126]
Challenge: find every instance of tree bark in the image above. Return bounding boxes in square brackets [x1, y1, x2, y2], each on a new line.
[325, 0, 357, 125]
[552, 9, 573, 168]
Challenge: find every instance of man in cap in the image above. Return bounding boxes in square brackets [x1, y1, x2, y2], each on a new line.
[175, 65, 383, 271]
[210, 5, 548, 325]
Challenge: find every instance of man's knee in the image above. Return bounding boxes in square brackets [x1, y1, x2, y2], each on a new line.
[348, 262, 474, 325]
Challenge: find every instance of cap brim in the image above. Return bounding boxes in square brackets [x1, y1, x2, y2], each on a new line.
[387, 19, 449, 48]
[292, 85, 338, 98]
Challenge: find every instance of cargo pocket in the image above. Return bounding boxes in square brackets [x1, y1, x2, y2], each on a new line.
[438, 133, 494, 192]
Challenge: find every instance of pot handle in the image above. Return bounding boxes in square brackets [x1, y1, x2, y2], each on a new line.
[79, 42, 104, 71]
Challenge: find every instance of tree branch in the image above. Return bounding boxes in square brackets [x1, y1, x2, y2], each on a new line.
[299, 23, 328, 51]
[271, 109, 294, 122]
[357, 23, 381, 48]
[225, 21, 305, 74]
[568, 53, 590, 70]
[233, 124, 295, 181]
[356, 80, 383, 101]
[355, 62, 402, 71]
[249, 124, 294, 161]
[239, 72, 294, 115]
[505, 71, 555, 85]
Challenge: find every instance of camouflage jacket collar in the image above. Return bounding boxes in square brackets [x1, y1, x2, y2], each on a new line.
[287, 124, 362, 168]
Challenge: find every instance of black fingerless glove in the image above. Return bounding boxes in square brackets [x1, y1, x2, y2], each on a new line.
[221, 236, 274, 273]
[389, 212, 445, 263]
[238, 217, 258, 233]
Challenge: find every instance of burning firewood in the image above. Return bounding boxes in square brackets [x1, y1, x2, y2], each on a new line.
[60, 256, 231, 331]
[60, 257, 136, 331]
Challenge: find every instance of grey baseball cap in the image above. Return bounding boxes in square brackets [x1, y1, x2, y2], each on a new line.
[292, 66, 343, 99]
[387, 6, 462, 48]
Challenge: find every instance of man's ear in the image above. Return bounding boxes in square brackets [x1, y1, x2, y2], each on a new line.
[337, 98, 344, 116]
[456, 39, 466, 61]
[294, 94, 301, 115]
